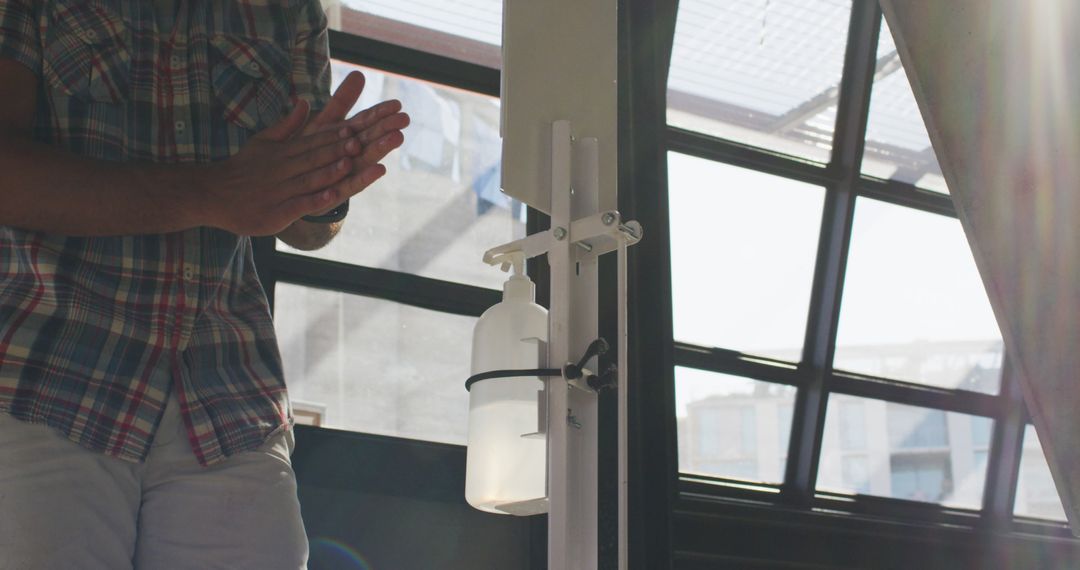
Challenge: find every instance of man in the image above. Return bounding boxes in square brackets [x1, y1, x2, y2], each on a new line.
[0, 1, 408, 567]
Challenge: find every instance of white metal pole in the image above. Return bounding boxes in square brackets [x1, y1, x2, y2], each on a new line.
[546, 121, 601, 570]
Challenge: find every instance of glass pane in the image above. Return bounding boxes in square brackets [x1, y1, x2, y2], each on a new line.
[817, 396, 992, 509]
[280, 61, 526, 290]
[861, 20, 948, 193]
[669, 153, 824, 361]
[676, 367, 797, 484]
[667, 0, 853, 163]
[328, 1, 502, 68]
[1015, 426, 1068, 521]
[274, 283, 475, 445]
[834, 198, 1003, 394]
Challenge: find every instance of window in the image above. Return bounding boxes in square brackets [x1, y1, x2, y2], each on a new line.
[889, 454, 949, 503]
[275, 283, 476, 443]
[677, 367, 796, 484]
[819, 398, 989, 508]
[667, 0, 1047, 531]
[860, 19, 946, 193]
[669, 155, 824, 360]
[667, 0, 853, 162]
[1015, 426, 1068, 521]
[841, 455, 869, 493]
[280, 60, 524, 291]
[838, 400, 866, 450]
[325, 0, 502, 68]
[834, 198, 1003, 394]
[261, 6, 505, 448]
[886, 405, 947, 449]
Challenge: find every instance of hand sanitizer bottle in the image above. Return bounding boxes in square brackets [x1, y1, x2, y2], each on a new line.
[465, 252, 549, 515]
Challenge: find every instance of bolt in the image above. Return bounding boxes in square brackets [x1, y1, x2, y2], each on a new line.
[553, 227, 568, 240]
[602, 212, 617, 226]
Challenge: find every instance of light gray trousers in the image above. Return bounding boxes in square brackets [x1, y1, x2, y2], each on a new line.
[0, 396, 308, 569]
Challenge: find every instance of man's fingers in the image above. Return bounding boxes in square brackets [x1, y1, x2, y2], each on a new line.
[306, 71, 366, 131]
[281, 125, 352, 159]
[289, 157, 354, 194]
[280, 164, 387, 221]
[346, 100, 404, 132]
[324, 164, 387, 203]
[302, 102, 406, 142]
[258, 100, 310, 142]
[280, 135, 361, 180]
[358, 130, 406, 165]
[356, 112, 410, 146]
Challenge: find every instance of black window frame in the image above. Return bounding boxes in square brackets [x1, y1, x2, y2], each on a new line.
[665, 0, 1071, 539]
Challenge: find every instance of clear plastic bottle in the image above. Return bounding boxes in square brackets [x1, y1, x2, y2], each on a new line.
[465, 252, 549, 515]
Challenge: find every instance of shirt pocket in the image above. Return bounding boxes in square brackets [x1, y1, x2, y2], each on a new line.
[42, 3, 131, 103]
[210, 36, 293, 131]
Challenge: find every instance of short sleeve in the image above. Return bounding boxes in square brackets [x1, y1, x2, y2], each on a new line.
[291, 0, 331, 114]
[0, 0, 41, 75]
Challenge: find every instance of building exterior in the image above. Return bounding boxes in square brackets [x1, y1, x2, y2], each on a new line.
[678, 341, 1065, 520]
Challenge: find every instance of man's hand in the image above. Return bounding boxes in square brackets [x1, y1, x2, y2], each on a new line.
[277, 71, 410, 250]
[302, 71, 410, 180]
[199, 100, 373, 236]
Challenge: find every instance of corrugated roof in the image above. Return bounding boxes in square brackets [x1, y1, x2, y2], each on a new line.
[669, 0, 851, 117]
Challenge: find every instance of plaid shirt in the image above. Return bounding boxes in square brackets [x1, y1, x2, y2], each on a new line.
[0, 0, 331, 466]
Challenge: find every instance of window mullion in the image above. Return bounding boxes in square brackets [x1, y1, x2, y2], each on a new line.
[784, 0, 882, 505]
[980, 357, 1027, 527]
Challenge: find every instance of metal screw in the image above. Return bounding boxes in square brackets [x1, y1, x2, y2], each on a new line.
[553, 227, 568, 240]
[602, 212, 617, 226]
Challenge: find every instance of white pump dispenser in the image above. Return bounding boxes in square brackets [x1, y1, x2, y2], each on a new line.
[465, 251, 549, 515]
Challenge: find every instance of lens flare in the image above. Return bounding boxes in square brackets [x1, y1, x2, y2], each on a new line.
[309, 537, 374, 570]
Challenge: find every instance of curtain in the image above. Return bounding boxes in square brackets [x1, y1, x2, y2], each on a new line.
[881, 0, 1080, 532]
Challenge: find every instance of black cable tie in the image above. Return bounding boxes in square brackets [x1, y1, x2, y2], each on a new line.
[465, 338, 611, 391]
[465, 368, 561, 392]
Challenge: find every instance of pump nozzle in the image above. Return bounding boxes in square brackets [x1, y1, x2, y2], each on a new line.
[498, 251, 527, 278]
[493, 250, 534, 301]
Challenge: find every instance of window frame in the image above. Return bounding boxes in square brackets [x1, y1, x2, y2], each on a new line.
[252, 30, 507, 428]
[665, 0, 1068, 538]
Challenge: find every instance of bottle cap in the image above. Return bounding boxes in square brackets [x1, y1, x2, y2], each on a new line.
[501, 251, 535, 301]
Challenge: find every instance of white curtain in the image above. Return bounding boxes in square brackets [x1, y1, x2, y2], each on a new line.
[882, 0, 1080, 531]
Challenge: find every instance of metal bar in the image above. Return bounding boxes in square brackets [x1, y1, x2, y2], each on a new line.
[568, 136, 602, 570]
[827, 372, 1004, 419]
[547, 121, 575, 570]
[673, 343, 802, 387]
[329, 8, 501, 70]
[546, 120, 603, 569]
[620, 0, 681, 565]
[617, 230, 630, 570]
[768, 50, 901, 135]
[328, 29, 500, 97]
[667, 126, 835, 187]
[271, 252, 499, 318]
[981, 357, 1027, 528]
[785, 0, 882, 505]
[859, 176, 958, 218]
